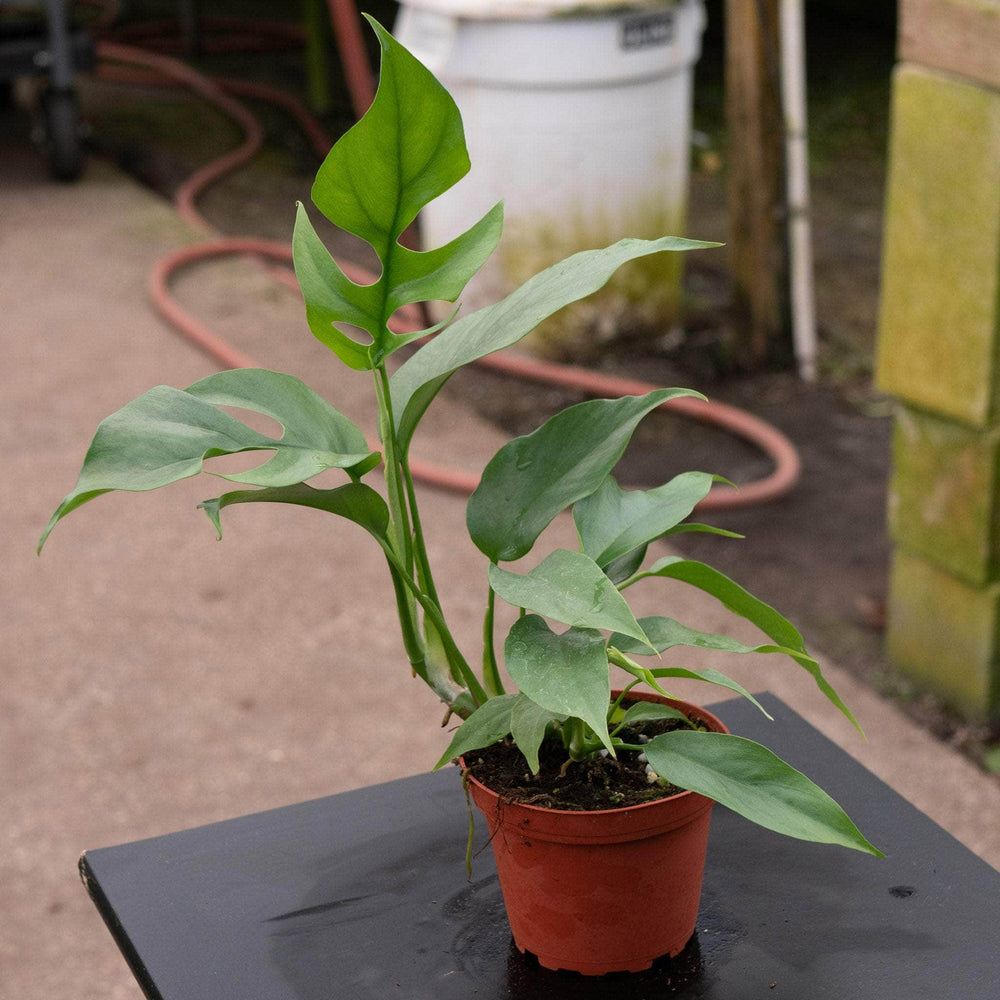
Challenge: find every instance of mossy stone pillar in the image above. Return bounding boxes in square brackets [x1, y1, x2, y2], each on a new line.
[876, 0, 1000, 718]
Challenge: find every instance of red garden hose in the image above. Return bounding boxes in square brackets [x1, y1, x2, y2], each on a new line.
[91, 16, 800, 508]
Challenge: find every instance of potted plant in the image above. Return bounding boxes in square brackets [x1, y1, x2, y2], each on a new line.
[40, 17, 881, 977]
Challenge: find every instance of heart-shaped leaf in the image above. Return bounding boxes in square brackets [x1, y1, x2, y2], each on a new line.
[468, 390, 703, 563]
[503, 616, 613, 752]
[643, 730, 883, 855]
[489, 550, 651, 645]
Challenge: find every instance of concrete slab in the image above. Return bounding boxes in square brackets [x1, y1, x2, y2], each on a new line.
[3, 128, 998, 1000]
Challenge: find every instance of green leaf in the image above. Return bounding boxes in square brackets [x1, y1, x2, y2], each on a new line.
[510, 694, 566, 775]
[503, 616, 613, 753]
[625, 559, 863, 734]
[661, 523, 744, 540]
[604, 546, 649, 586]
[643, 731, 883, 855]
[39, 370, 375, 551]
[197, 482, 390, 542]
[613, 615, 800, 659]
[297, 18, 502, 370]
[292, 202, 384, 369]
[467, 390, 703, 563]
[647, 666, 773, 718]
[185, 370, 375, 484]
[616, 701, 693, 728]
[629, 558, 806, 649]
[312, 18, 468, 257]
[384, 203, 504, 315]
[574, 472, 718, 568]
[434, 693, 519, 769]
[488, 550, 651, 645]
[390, 239, 716, 452]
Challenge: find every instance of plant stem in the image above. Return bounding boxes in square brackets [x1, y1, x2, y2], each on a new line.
[378, 540, 488, 707]
[563, 717, 589, 760]
[481, 582, 504, 696]
[401, 455, 440, 605]
[373, 363, 414, 576]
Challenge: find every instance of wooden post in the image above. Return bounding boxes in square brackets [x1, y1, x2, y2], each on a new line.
[724, 0, 792, 368]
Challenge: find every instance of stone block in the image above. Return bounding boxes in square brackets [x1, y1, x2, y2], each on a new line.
[886, 547, 1000, 718]
[889, 406, 1000, 587]
[876, 65, 1000, 429]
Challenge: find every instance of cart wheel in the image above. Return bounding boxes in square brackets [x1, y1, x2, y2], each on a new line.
[43, 89, 84, 182]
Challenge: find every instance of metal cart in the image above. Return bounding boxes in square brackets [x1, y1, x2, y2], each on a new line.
[0, 0, 94, 179]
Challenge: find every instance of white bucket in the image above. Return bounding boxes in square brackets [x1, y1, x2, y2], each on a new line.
[394, 0, 706, 356]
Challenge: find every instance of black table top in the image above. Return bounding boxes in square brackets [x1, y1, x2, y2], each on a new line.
[80, 694, 999, 999]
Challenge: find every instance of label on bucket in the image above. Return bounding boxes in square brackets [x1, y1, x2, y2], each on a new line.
[620, 11, 675, 51]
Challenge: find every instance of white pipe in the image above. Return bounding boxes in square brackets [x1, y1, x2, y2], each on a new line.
[779, 0, 817, 382]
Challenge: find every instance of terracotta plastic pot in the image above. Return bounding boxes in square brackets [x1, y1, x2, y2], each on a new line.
[463, 693, 729, 975]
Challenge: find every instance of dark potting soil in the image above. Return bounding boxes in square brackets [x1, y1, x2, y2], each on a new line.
[462, 710, 709, 811]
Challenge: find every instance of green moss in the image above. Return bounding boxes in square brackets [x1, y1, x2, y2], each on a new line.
[889, 406, 1000, 587]
[886, 548, 1000, 718]
[876, 65, 1000, 427]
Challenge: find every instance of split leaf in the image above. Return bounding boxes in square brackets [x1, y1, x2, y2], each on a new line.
[39, 370, 374, 551]
[294, 17, 503, 369]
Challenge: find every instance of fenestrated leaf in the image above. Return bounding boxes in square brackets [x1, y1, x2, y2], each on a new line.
[503, 616, 613, 753]
[312, 18, 468, 257]
[197, 482, 390, 542]
[574, 472, 718, 568]
[296, 20, 502, 370]
[489, 550, 651, 645]
[385, 202, 504, 314]
[623, 560, 863, 733]
[185, 370, 375, 484]
[468, 390, 703, 563]
[292, 202, 383, 369]
[434, 694, 519, 769]
[510, 694, 566, 775]
[390, 239, 716, 452]
[643, 730, 883, 855]
[38, 370, 375, 551]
